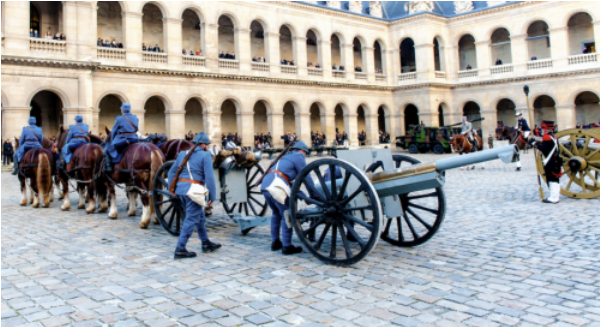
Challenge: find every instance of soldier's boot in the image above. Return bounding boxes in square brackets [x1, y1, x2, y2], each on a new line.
[542, 182, 560, 204]
[12, 159, 19, 175]
[103, 152, 113, 172]
[174, 248, 197, 259]
[271, 239, 283, 251]
[202, 240, 222, 253]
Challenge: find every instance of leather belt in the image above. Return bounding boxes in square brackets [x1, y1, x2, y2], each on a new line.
[74, 137, 87, 139]
[25, 140, 39, 143]
[120, 132, 136, 135]
[178, 178, 205, 186]
[267, 169, 290, 184]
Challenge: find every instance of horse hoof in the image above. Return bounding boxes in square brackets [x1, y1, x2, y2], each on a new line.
[20, 201, 27, 206]
[128, 211, 137, 217]
[61, 205, 70, 211]
[78, 205, 85, 209]
[139, 222, 149, 229]
[108, 214, 118, 219]
[86, 208, 95, 214]
[99, 207, 108, 213]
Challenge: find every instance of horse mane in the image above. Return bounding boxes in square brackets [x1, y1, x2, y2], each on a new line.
[88, 134, 103, 144]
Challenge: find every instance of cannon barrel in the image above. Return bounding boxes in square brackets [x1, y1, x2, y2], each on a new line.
[367, 145, 519, 185]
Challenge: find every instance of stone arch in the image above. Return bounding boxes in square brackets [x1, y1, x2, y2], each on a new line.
[331, 32, 344, 69]
[220, 99, 239, 135]
[357, 104, 368, 139]
[30, 1, 64, 38]
[29, 90, 64, 136]
[562, 9, 596, 26]
[433, 36, 445, 71]
[279, 24, 296, 64]
[141, 93, 172, 112]
[306, 28, 322, 66]
[404, 104, 419, 131]
[144, 95, 168, 134]
[250, 19, 268, 60]
[179, 5, 204, 20]
[140, 1, 169, 17]
[490, 27, 512, 64]
[97, 1, 123, 45]
[1, 91, 10, 107]
[253, 99, 270, 134]
[566, 11, 596, 55]
[374, 39, 385, 74]
[521, 17, 552, 35]
[532, 95, 557, 126]
[181, 7, 205, 55]
[463, 101, 482, 129]
[334, 103, 349, 135]
[98, 94, 123, 134]
[309, 102, 326, 134]
[247, 16, 269, 34]
[184, 96, 206, 135]
[378, 104, 392, 142]
[95, 91, 129, 109]
[438, 102, 449, 127]
[458, 34, 477, 70]
[218, 14, 238, 57]
[496, 98, 517, 127]
[399, 37, 416, 73]
[282, 101, 299, 134]
[142, 2, 166, 50]
[26, 86, 71, 109]
[573, 91, 600, 126]
[218, 96, 243, 114]
[526, 20, 551, 60]
[486, 25, 511, 41]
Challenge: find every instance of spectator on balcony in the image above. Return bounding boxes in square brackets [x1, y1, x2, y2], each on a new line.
[531, 56, 537, 61]
[583, 45, 590, 54]
[97, 38, 103, 46]
[53, 32, 61, 40]
[61, 34, 66, 41]
[30, 29, 34, 37]
[466, 64, 472, 70]
[189, 50, 195, 56]
[33, 30, 39, 38]
[185, 131, 194, 141]
[339, 66, 344, 71]
[495, 58, 503, 65]
[219, 51, 225, 58]
[221, 133, 227, 147]
[355, 66, 362, 72]
[154, 44, 160, 53]
[111, 40, 117, 48]
[182, 48, 187, 55]
[142, 43, 147, 51]
[332, 63, 339, 70]
[46, 29, 52, 39]
[196, 49, 202, 56]
[252, 57, 258, 62]
[103, 40, 110, 48]
[117, 40, 123, 48]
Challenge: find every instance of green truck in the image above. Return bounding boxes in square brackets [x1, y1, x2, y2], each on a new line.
[396, 125, 456, 154]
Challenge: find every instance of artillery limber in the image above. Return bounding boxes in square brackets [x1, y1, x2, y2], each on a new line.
[534, 127, 600, 199]
[288, 145, 519, 266]
[152, 148, 270, 236]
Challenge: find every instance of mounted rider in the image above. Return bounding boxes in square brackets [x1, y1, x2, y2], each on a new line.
[461, 116, 479, 149]
[59, 115, 89, 169]
[103, 103, 139, 172]
[536, 120, 562, 204]
[13, 117, 43, 175]
[168, 132, 221, 259]
[516, 112, 532, 144]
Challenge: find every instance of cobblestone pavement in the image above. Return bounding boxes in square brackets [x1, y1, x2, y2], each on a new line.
[2, 149, 599, 327]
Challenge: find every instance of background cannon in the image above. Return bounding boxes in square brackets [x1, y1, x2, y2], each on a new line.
[534, 127, 600, 199]
[288, 145, 519, 266]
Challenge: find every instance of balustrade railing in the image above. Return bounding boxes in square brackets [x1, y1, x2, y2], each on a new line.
[183, 55, 205, 67]
[280, 65, 297, 74]
[527, 59, 553, 70]
[30, 38, 66, 54]
[332, 70, 346, 78]
[375, 74, 386, 81]
[143, 51, 167, 63]
[568, 53, 598, 65]
[97, 47, 125, 60]
[354, 72, 367, 79]
[435, 71, 446, 79]
[458, 69, 478, 78]
[398, 72, 417, 81]
[490, 64, 514, 75]
[308, 67, 323, 76]
[252, 62, 269, 72]
[219, 59, 239, 69]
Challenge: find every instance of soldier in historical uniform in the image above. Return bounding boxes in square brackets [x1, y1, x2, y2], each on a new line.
[260, 140, 315, 255]
[516, 112, 532, 140]
[168, 132, 221, 259]
[13, 117, 43, 175]
[59, 115, 89, 169]
[461, 116, 479, 149]
[536, 120, 562, 204]
[103, 103, 139, 172]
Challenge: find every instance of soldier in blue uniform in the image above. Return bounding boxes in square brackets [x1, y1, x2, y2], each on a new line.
[103, 103, 139, 172]
[168, 132, 221, 259]
[59, 115, 89, 168]
[12, 117, 43, 175]
[516, 112, 531, 139]
[260, 140, 315, 255]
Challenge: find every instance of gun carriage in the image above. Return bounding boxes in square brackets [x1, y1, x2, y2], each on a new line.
[534, 127, 600, 199]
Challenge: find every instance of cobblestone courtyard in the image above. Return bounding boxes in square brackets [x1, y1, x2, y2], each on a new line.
[2, 150, 599, 327]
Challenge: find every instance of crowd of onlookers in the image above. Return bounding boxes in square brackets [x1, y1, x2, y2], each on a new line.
[222, 132, 242, 148]
[281, 59, 295, 65]
[219, 52, 236, 59]
[252, 57, 267, 63]
[183, 49, 203, 56]
[254, 133, 272, 150]
[30, 28, 65, 40]
[98, 38, 123, 48]
[142, 43, 163, 53]
[379, 130, 391, 143]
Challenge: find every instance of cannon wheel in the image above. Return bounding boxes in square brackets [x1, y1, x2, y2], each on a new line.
[222, 164, 268, 217]
[380, 155, 446, 247]
[290, 158, 382, 266]
[152, 161, 186, 236]
[535, 129, 600, 199]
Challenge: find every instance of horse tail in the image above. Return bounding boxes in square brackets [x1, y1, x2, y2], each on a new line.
[149, 150, 163, 217]
[37, 152, 52, 207]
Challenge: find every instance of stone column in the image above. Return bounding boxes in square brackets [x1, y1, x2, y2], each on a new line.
[556, 104, 576, 129]
[1, 1, 30, 56]
[549, 27, 569, 69]
[236, 27, 251, 72]
[75, 2, 94, 60]
[364, 46, 375, 82]
[384, 49, 396, 84]
[62, 108, 80, 127]
[203, 110, 222, 144]
[322, 113, 336, 146]
[475, 40, 491, 78]
[342, 44, 355, 80]
[268, 112, 284, 148]
[237, 111, 255, 147]
[131, 109, 145, 134]
[295, 113, 311, 143]
[78, 71, 93, 124]
[63, 2, 79, 59]
[92, 109, 100, 134]
[123, 11, 143, 64]
[415, 43, 435, 80]
[295, 36, 308, 76]
[164, 18, 183, 66]
[365, 114, 379, 145]
[266, 32, 280, 73]
[166, 110, 185, 139]
[595, 21, 600, 56]
[345, 113, 358, 147]
[510, 34, 527, 75]
[204, 23, 219, 70]
[1, 107, 31, 140]
[447, 45, 459, 80]
[395, 113, 405, 137]
[480, 109, 497, 141]
[320, 40, 332, 79]
[385, 112, 396, 142]
[389, 48, 400, 83]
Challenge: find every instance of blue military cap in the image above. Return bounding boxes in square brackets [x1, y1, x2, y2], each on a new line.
[291, 140, 309, 152]
[120, 103, 131, 113]
[28, 117, 37, 125]
[75, 115, 83, 122]
[192, 132, 211, 144]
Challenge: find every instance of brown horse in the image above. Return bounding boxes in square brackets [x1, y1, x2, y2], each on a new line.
[54, 127, 106, 213]
[449, 134, 484, 170]
[18, 148, 54, 208]
[160, 139, 193, 161]
[496, 126, 531, 171]
[15, 136, 58, 205]
[103, 127, 165, 228]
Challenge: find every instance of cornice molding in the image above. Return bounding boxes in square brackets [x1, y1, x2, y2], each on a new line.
[1, 56, 100, 69]
[275, 1, 387, 25]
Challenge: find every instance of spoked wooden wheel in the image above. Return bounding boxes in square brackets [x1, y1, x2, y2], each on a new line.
[536, 129, 600, 199]
[152, 161, 185, 236]
[222, 164, 268, 217]
[290, 158, 382, 266]
[381, 155, 446, 247]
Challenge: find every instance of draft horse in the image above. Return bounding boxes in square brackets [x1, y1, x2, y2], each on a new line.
[496, 126, 530, 170]
[103, 127, 165, 228]
[54, 127, 106, 213]
[15, 137, 58, 206]
[17, 147, 54, 208]
[449, 134, 484, 170]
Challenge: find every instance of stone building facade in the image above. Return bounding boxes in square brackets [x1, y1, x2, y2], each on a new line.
[1, 1, 599, 147]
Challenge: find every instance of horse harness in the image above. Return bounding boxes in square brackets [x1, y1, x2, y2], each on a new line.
[106, 143, 155, 195]
[60, 144, 102, 184]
